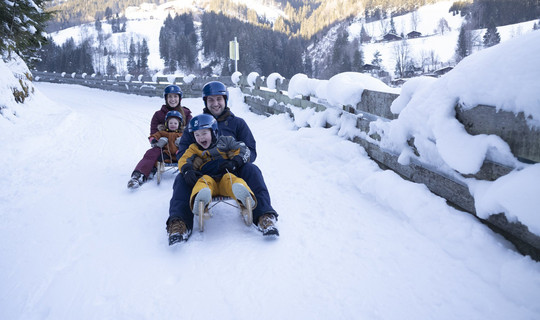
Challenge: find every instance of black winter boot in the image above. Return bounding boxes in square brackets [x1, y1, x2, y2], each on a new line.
[257, 213, 279, 237]
[127, 171, 146, 189]
[167, 219, 191, 245]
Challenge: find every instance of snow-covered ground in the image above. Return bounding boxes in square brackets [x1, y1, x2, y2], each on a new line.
[1, 80, 539, 319]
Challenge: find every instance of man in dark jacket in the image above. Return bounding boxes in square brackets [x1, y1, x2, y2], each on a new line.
[166, 81, 279, 245]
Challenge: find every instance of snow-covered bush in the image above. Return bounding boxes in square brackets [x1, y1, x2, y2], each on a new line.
[0, 52, 34, 120]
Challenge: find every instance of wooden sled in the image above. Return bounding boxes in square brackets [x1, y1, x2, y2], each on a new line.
[196, 196, 253, 232]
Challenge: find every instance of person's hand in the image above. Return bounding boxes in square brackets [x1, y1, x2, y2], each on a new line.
[150, 138, 158, 147]
[175, 136, 182, 148]
[157, 124, 166, 131]
[192, 156, 203, 170]
[219, 156, 244, 173]
[217, 136, 240, 152]
[156, 137, 168, 148]
[183, 169, 202, 187]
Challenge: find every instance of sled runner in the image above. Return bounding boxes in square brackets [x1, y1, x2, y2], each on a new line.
[195, 196, 253, 232]
[155, 147, 179, 185]
[155, 161, 179, 185]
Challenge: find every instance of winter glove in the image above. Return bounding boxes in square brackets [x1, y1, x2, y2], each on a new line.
[156, 137, 168, 148]
[191, 156, 204, 170]
[157, 124, 166, 131]
[175, 136, 182, 148]
[219, 155, 245, 174]
[217, 136, 240, 152]
[182, 165, 203, 187]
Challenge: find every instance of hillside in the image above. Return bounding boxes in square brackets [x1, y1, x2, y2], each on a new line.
[44, 1, 540, 81]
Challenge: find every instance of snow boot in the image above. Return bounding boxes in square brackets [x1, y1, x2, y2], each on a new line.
[127, 171, 146, 189]
[232, 183, 255, 208]
[167, 219, 191, 245]
[257, 213, 279, 237]
[192, 187, 212, 215]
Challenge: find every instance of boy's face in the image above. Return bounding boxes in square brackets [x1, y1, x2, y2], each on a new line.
[194, 128, 212, 149]
[168, 118, 179, 131]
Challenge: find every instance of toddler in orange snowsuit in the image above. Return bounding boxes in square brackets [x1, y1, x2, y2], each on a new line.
[149, 111, 184, 163]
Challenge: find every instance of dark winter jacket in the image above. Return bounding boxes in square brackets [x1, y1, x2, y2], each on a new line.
[176, 107, 257, 162]
[150, 105, 192, 135]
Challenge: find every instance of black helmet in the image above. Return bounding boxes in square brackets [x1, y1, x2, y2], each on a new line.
[202, 81, 228, 106]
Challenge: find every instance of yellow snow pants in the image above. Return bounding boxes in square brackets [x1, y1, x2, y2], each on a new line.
[189, 173, 257, 210]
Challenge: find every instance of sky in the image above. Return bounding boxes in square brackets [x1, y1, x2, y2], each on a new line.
[1, 27, 540, 316]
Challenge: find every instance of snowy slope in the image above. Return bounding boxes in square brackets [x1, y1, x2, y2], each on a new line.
[0, 82, 539, 319]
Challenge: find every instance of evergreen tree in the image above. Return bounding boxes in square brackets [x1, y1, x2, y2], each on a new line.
[303, 55, 313, 76]
[77, 40, 94, 74]
[106, 56, 116, 75]
[389, 16, 397, 34]
[360, 24, 371, 44]
[0, 0, 53, 65]
[127, 38, 137, 74]
[534, 19, 540, 30]
[95, 19, 102, 32]
[372, 50, 382, 67]
[483, 21, 501, 48]
[456, 23, 471, 62]
[139, 38, 150, 75]
[352, 47, 364, 72]
[105, 7, 113, 21]
[159, 13, 198, 72]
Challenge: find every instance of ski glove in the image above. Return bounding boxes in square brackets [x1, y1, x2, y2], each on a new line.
[219, 155, 244, 174]
[155, 137, 168, 148]
[182, 165, 202, 187]
[191, 156, 204, 170]
[217, 136, 240, 152]
[157, 124, 166, 131]
[175, 136, 182, 148]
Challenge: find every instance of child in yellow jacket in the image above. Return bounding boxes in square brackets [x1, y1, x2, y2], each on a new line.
[177, 114, 256, 215]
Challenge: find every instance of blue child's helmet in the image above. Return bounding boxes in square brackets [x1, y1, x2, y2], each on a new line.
[188, 114, 219, 141]
[164, 85, 183, 99]
[165, 110, 183, 130]
[202, 81, 228, 106]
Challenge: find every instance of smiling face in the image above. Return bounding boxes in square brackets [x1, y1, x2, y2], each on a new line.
[166, 93, 180, 108]
[205, 95, 226, 117]
[194, 128, 212, 149]
[167, 118, 180, 131]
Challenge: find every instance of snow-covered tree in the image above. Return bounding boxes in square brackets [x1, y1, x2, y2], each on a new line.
[372, 50, 382, 67]
[0, 0, 53, 65]
[127, 38, 136, 74]
[139, 38, 150, 76]
[483, 21, 501, 48]
[455, 23, 472, 62]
